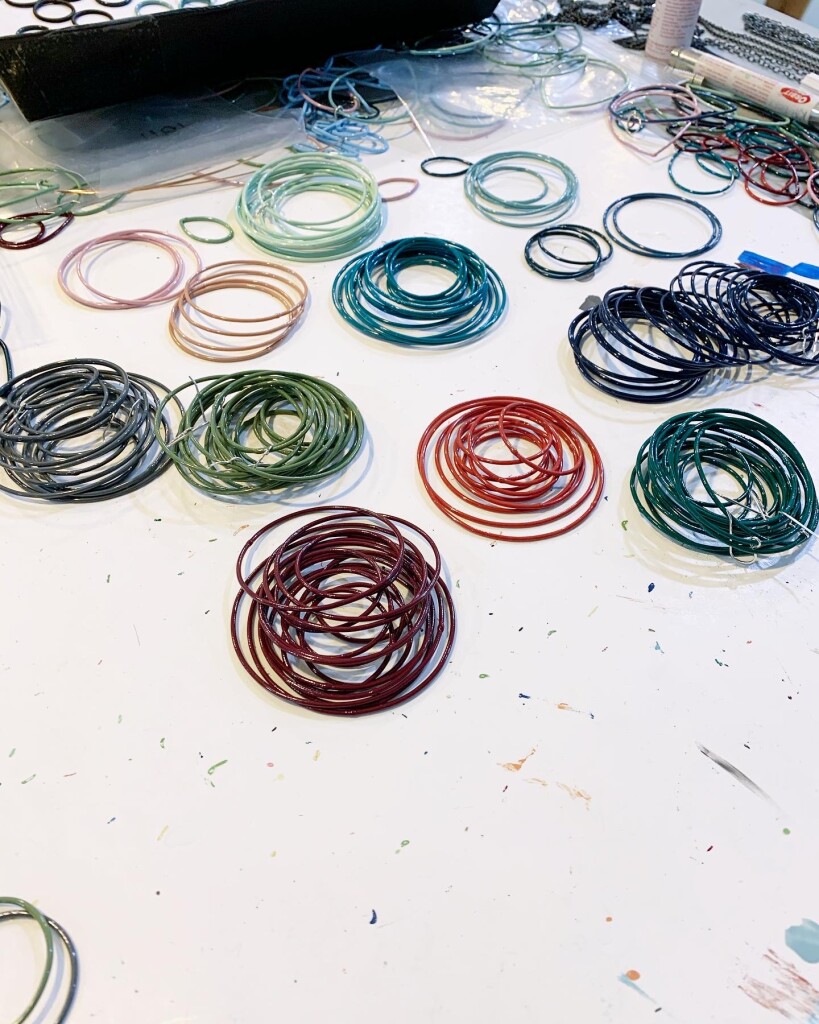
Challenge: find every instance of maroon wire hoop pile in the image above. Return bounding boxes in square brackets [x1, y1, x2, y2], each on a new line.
[232, 506, 456, 716]
[417, 396, 605, 541]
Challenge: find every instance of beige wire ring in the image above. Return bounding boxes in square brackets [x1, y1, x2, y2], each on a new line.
[169, 260, 309, 361]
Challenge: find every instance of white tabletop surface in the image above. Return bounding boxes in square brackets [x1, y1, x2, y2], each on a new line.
[2, 3, 819, 1023]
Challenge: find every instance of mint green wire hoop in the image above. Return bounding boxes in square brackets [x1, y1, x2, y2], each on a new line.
[464, 151, 578, 227]
[236, 153, 383, 261]
[179, 216, 234, 244]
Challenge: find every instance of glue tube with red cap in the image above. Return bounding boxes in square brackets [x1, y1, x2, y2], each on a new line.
[670, 47, 819, 126]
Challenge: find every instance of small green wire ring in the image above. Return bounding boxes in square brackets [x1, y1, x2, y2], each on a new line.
[179, 216, 234, 244]
[1, 897, 53, 1024]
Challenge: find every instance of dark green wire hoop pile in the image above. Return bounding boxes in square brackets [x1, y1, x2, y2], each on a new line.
[155, 371, 364, 497]
[631, 409, 818, 558]
[332, 236, 507, 346]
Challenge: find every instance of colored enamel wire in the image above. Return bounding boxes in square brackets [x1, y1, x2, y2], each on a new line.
[154, 371, 364, 497]
[0, 897, 78, 1024]
[463, 151, 578, 227]
[58, 230, 202, 309]
[602, 193, 722, 259]
[332, 237, 506, 346]
[168, 260, 308, 361]
[417, 396, 604, 541]
[179, 216, 234, 244]
[669, 261, 819, 367]
[540, 57, 629, 110]
[0, 212, 73, 250]
[609, 84, 702, 158]
[631, 409, 818, 558]
[236, 153, 383, 261]
[231, 506, 456, 715]
[0, 359, 179, 501]
[524, 223, 612, 279]
[0, 166, 87, 232]
[667, 149, 738, 196]
[406, 14, 500, 55]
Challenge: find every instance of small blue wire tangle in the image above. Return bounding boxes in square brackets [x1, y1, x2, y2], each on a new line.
[308, 117, 389, 157]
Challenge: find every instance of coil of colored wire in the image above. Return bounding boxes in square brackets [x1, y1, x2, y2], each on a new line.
[0, 358, 178, 502]
[231, 506, 456, 715]
[168, 260, 309, 361]
[332, 237, 506, 346]
[155, 371, 364, 497]
[568, 285, 732, 403]
[609, 84, 702, 158]
[463, 151, 578, 227]
[0, 897, 78, 1024]
[417, 396, 604, 541]
[603, 192, 722, 259]
[58, 230, 202, 310]
[236, 153, 383, 261]
[524, 223, 612, 279]
[669, 261, 819, 367]
[631, 409, 818, 558]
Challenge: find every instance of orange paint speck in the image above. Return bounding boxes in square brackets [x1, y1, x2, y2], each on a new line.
[606, 916, 613, 923]
[626, 970, 640, 981]
[557, 702, 571, 710]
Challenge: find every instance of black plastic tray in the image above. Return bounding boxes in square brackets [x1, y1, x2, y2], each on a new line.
[0, 0, 496, 120]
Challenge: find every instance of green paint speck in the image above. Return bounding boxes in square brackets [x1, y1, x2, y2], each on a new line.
[106, 574, 111, 583]
[117, 715, 122, 724]
[783, 827, 791, 835]
[479, 673, 489, 679]
[621, 520, 628, 531]
[547, 630, 556, 637]
[715, 658, 728, 667]
[160, 738, 165, 749]
[456, 579, 460, 589]
[395, 839, 410, 853]
[8, 748, 15, 758]
[207, 759, 228, 776]
[154, 518, 162, 522]
[21, 774, 36, 785]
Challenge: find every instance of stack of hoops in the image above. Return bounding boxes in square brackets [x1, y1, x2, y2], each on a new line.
[631, 409, 818, 558]
[417, 396, 604, 541]
[168, 260, 309, 361]
[236, 153, 384, 261]
[0, 358, 177, 501]
[231, 507, 456, 715]
[332, 237, 506, 346]
[568, 260, 819, 402]
[463, 151, 578, 227]
[155, 371, 364, 497]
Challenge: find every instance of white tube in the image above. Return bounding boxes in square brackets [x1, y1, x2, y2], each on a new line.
[645, 0, 702, 63]
[670, 48, 819, 126]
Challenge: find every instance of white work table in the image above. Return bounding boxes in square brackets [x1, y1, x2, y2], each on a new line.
[2, 2, 819, 1021]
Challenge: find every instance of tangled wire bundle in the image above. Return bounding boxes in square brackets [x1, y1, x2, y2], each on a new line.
[0, 358, 176, 501]
[232, 507, 456, 715]
[417, 396, 604, 540]
[155, 371, 364, 497]
[631, 408, 818, 558]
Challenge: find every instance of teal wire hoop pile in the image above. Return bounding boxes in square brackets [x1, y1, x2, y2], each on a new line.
[332, 236, 507, 346]
[154, 371, 364, 497]
[464, 151, 578, 227]
[236, 153, 383, 261]
[631, 409, 818, 558]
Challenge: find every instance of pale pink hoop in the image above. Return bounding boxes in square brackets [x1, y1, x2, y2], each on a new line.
[807, 170, 819, 206]
[58, 229, 203, 310]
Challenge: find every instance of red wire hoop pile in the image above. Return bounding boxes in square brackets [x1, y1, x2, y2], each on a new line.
[417, 396, 604, 541]
[231, 506, 456, 716]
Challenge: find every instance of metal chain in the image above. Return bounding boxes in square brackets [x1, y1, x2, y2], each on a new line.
[696, 16, 819, 81]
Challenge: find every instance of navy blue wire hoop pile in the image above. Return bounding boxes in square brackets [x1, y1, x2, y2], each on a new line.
[232, 506, 456, 716]
[631, 409, 818, 559]
[568, 260, 819, 403]
[332, 237, 507, 346]
[0, 359, 177, 501]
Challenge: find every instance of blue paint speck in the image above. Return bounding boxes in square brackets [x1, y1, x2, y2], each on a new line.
[519, 693, 531, 699]
[369, 909, 377, 925]
[785, 919, 819, 963]
[648, 583, 655, 593]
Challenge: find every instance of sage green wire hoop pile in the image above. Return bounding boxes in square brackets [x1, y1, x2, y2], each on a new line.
[631, 408, 818, 558]
[464, 151, 578, 226]
[236, 153, 384, 261]
[155, 371, 365, 497]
